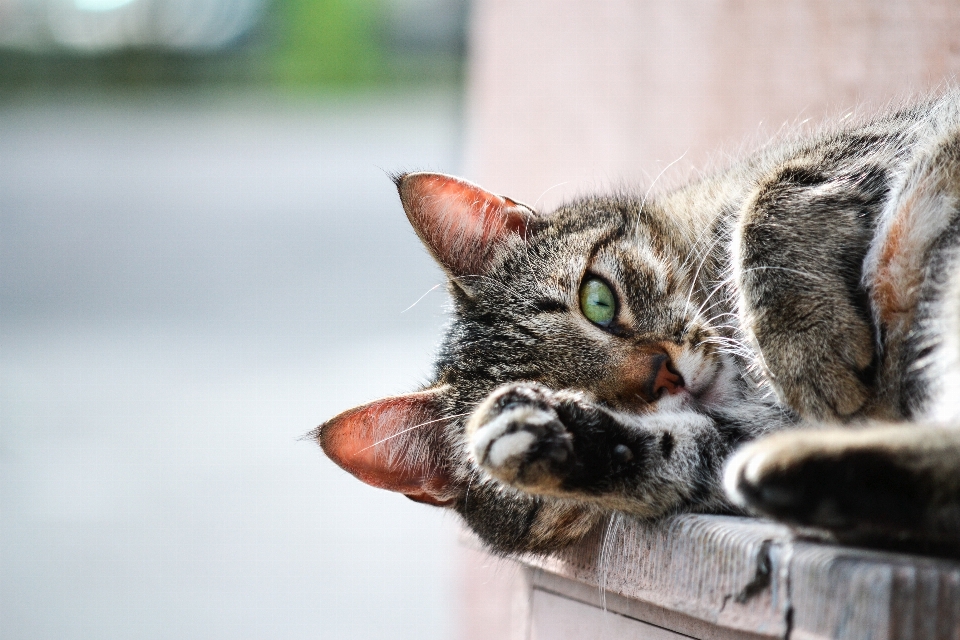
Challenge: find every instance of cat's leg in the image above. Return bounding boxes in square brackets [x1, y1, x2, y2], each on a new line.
[866, 127, 960, 417]
[728, 172, 960, 548]
[725, 424, 960, 547]
[465, 382, 775, 516]
[455, 481, 602, 555]
[733, 162, 884, 419]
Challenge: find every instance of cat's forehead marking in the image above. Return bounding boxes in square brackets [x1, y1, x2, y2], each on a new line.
[591, 238, 669, 292]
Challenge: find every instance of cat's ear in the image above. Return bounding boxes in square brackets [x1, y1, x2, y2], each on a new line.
[315, 387, 459, 507]
[395, 172, 535, 285]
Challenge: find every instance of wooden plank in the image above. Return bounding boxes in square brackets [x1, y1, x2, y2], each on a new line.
[531, 569, 777, 640]
[530, 589, 693, 640]
[788, 542, 960, 640]
[461, 515, 960, 639]
[521, 515, 792, 639]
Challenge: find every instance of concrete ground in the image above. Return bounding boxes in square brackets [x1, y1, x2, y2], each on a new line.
[0, 88, 462, 640]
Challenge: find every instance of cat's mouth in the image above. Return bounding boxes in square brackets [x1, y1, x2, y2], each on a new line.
[668, 345, 735, 409]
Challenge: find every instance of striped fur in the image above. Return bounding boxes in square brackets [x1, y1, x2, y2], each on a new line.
[321, 90, 960, 555]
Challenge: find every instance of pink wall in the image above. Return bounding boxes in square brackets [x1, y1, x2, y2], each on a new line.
[464, 0, 960, 210]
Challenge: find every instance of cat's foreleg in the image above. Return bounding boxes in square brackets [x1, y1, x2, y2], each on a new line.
[733, 162, 882, 420]
[465, 382, 748, 517]
[725, 424, 960, 547]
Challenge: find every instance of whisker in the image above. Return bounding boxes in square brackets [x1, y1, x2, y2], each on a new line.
[691, 278, 733, 322]
[677, 217, 722, 274]
[357, 412, 472, 453]
[534, 182, 569, 209]
[401, 283, 442, 313]
[683, 232, 727, 312]
[597, 511, 624, 612]
[741, 265, 826, 282]
[637, 150, 689, 228]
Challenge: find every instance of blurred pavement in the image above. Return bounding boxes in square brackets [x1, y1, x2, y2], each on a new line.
[0, 89, 461, 639]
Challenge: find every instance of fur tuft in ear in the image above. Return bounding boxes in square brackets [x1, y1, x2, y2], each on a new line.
[395, 172, 534, 285]
[315, 387, 458, 507]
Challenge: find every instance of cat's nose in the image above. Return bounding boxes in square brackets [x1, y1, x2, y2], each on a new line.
[653, 354, 685, 397]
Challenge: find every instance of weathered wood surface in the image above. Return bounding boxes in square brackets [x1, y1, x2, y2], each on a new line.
[788, 543, 960, 640]
[526, 515, 791, 638]
[461, 515, 960, 640]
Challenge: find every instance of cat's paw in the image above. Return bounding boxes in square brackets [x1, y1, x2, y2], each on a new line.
[724, 427, 920, 533]
[790, 355, 871, 419]
[757, 325, 873, 420]
[467, 383, 575, 491]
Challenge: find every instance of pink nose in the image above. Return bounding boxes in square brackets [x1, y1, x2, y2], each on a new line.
[653, 355, 685, 397]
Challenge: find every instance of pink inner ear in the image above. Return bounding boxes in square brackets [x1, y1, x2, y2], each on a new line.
[318, 389, 457, 507]
[397, 172, 533, 277]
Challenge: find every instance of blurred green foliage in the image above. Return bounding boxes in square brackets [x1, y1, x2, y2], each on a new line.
[0, 0, 465, 89]
[273, 0, 385, 85]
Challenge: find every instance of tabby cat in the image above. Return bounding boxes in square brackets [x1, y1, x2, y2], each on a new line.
[315, 90, 960, 555]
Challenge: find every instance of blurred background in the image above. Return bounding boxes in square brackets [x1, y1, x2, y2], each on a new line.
[0, 1, 471, 639]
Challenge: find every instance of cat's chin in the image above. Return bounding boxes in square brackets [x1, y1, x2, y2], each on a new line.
[654, 391, 694, 412]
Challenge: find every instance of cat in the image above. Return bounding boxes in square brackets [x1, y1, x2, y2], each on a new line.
[314, 90, 960, 555]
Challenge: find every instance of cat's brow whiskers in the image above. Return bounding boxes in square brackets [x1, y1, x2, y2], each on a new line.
[690, 278, 733, 324]
[637, 150, 688, 229]
[741, 265, 826, 282]
[683, 232, 726, 313]
[534, 182, 569, 209]
[401, 283, 442, 313]
[357, 412, 472, 453]
[676, 216, 721, 274]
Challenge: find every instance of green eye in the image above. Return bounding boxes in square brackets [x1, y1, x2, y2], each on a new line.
[579, 278, 616, 326]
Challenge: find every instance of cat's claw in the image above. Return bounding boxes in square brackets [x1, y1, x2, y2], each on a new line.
[467, 383, 575, 490]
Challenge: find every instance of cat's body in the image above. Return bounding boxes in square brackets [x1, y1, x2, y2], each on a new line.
[317, 90, 960, 555]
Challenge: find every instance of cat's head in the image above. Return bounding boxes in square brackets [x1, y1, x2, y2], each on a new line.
[315, 173, 737, 550]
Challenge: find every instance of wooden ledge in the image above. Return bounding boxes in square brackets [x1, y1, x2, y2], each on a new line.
[461, 514, 960, 640]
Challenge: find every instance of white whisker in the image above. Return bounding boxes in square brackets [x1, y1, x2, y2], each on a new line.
[637, 150, 689, 228]
[534, 182, 569, 209]
[357, 412, 472, 453]
[401, 283, 442, 313]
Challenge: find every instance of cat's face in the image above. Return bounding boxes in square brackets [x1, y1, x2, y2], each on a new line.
[316, 174, 737, 516]
[436, 196, 734, 418]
